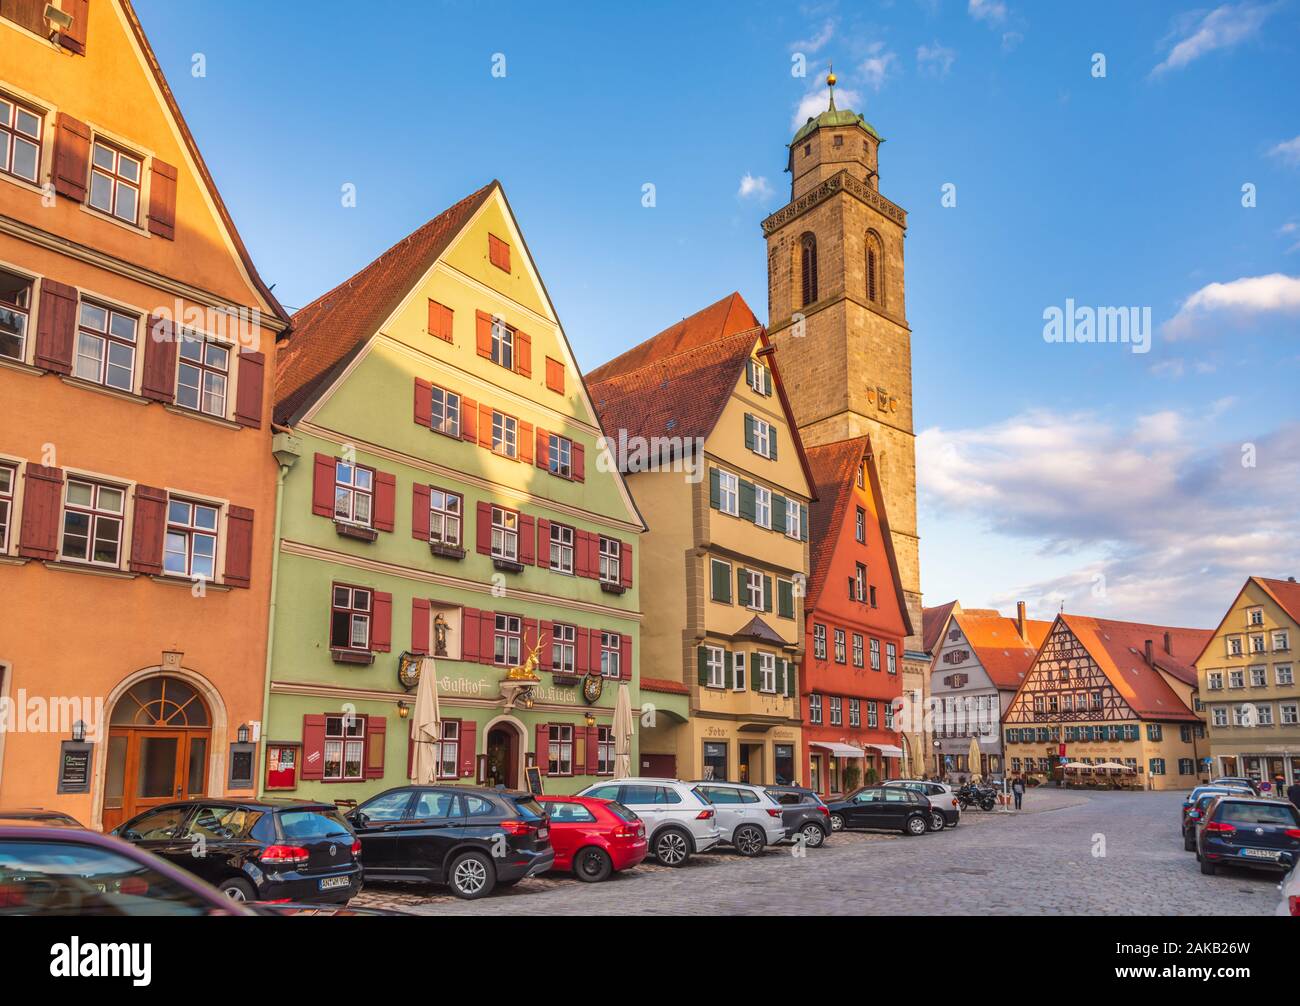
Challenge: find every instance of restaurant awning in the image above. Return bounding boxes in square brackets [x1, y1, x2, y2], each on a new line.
[866, 743, 905, 758]
[810, 741, 865, 758]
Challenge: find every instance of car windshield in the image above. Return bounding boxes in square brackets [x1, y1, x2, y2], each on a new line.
[278, 809, 352, 840]
[605, 801, 639, 823]
[1218, 802, 1300, 826]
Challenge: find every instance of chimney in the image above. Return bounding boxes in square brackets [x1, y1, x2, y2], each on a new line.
[1163, 630, 1173, 655]
[1144, 639, 1154, 665]
[1016, 601, 1028, 642]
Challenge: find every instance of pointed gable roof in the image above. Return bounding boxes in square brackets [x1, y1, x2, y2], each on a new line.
[274, 182, 497, 424]
[952, 608, 1052, 691]
[735, 615, 794, 647]
[922, 600, 959, 656]
[1255, 576, 1300, 626]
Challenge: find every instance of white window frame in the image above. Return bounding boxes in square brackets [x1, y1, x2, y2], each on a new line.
[1280, 702, 1298, 726]
[852, 633, 864, 667]
[748, 360, 770, 395]
[74, 301, 137, 392]
[829, 696, 842, 726]
[60, 478, 126, 567]
[552, 623, 576, 674]
[430, 385, 461, 438]
[547, 723, 573, 776]
[333, 461, 374, 527]
[491, 412, 518, 458]
[784, 498, 801, 540]
[870, 637, 881, 671]
[549, 522, 574, 574]
[1276, 664, 1294, 687]
[849, 698, 860, 727]
[0, 460, 15, 553]
[490, 318, 514, 370]
[1273, 629, 1290, 652]
[0, 95, 43, 184]
[429, 488, 462, 546]
[809, 693, 822, 724]
[718, 470, 739, 516]
[331, 585, 372, 651]
[705, 646, 726, 689]
[758, 652, 776, 693]
[494, 613, 522, 666]
[745, 569, 764, 611]
[751, 417, 773, 459]
[813, 623, 826, 660]
[833, 629, 846, 663]
[887, 642, 897, 674]
[598, 536, 621, 584]
[163, 497, 220, 580]
[491, 506, 518, 561]
[88, 139, 143, 225]
[323, 713, 365, 782]
[437, 720, 460, 779]
[1249, 665, 1267, 688]
[600, 631, 621, 679]
[1207, 671, 1223, 691]
[548, 434, 572, 478]
[754, 485, 771, 529]
[732, 651, 746, 692]
[1212, 706, 1228, 727]
[176, 331, 231, 418]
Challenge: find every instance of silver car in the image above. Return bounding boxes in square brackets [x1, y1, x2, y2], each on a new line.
[579, 778, 722, 867]
[693, 782, 787, 856]
[1277, 860, 1299, 917]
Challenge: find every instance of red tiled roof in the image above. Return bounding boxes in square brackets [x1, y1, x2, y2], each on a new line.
[922, 600, 959, 655]
[1062, 614, 1212, 721]
[274, 182, 497, 423]
[640, 677, 690, 696]
[1256, 576, 1300, 626]
[954, 608, 1052, 691]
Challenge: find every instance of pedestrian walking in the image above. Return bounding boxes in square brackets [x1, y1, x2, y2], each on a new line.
[1012, 774, 1026, 811]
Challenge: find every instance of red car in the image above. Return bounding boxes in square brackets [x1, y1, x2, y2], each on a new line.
[536, 796, 648, 882]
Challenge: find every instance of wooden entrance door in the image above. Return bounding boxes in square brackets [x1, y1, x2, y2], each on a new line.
[485, 726, 518, 788]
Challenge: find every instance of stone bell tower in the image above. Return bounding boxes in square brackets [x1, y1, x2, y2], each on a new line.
[764, 70, 922, 652]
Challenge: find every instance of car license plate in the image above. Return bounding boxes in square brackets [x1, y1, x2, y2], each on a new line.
[537, 827, 548, 840]
[318, 875, 351, 890]
[1241, 848, 1280, 860]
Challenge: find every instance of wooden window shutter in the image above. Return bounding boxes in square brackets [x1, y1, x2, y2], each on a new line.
[763, 574, 773, 613]
[33, 279, 78, 375]
[572, 442, 585, 483]
[739, 480, 756, 522]
[538, 620, 553, 671]
[574, 531, 590, 578]
[52, 113, 91, 202]
[371, 592, 393, 652]
[515, 331, 532, 377]
[477, 404, 493, 448]
[147, 160, 178, 240]
[535, 428, 549, 470]
[427, 300, 453, 342]
[373, 471, 396, 532]
[234, 351, 265, 428]
[460, 395, 478, 443]
[620, 541, 633, 588]
[300, 715, 327, 781]
[141, 317, 178, 403]
[458, 720, 477, 778]
[475, 310, 493, 358]
[518, 421, 534, 465]
[311, 453, 335, 517]
[535, 723, 549, 775]
[462, 609, 481, 662]
[545, 357, 565, 394]
[57, 0, 89, 54]
[744, 413, 755, 452]
[736, 565, 747, 603]
[489, 234, 511, 272]
[576, 628, 590, 674]
[411, 598, 431, 654]
[709, 468, 721, 508]
[479, 614, 493, 665]
[126, 484, 167, 575]
[475, 502, 491, 555]
[413, 378, 432, 428]
[411, 484, 430, 540]
[365, 716, 387, 779]
[620, 634, 632, 680]
[585, 725, 600, 774]
[518, 514, 536, 565]
[588, 629, 602, 672]
[223, 505, 254, 588]
[587, 534, 601, 580]
[536, 517, 550, 561]
[17, 464, 64, 560]
[697, 646, 709, 685]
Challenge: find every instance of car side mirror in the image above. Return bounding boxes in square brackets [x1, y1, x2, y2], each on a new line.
[350, 811, 368, 829]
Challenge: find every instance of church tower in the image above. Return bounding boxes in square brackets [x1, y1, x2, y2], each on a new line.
[764, 71, 922, 653]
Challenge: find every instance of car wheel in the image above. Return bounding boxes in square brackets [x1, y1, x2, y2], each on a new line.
[905, 814, 928, 836]
[734, 825, 765, 857]
[829, 813, 846, 832]
[799, 822, 827, 848]
[928, 811, 945, 833]
[218, 877, 257, 902]
[654, 828, 691, 867]
[1199, 857, 1216, 876]
[574, 847, 613, 883]
[448, 851, 496, 899]
[1182, 832, 1195, 852]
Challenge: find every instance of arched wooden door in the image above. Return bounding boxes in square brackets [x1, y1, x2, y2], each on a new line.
[103, 677, 211, 831]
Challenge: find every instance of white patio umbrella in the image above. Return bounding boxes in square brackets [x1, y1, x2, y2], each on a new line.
[612, 682, 634, 779]
[409, 657, 441, 785]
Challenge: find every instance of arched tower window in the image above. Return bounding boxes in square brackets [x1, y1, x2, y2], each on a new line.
[865, 230, 884, 307]
[800, 233, 818, 307]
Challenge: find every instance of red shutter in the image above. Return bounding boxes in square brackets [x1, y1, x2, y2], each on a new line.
[620, 541, 633, 588]
[53, 113, 90, 202]
[373, 471, 396, 532]
[480, 614, 494, 665]
[574, 531, 589, 578]
[411, 484, 430, 540]
[371, 592, 393, 652]
[126, 484, 167, 575]
[414, 378, 432, 428]
[458, 720, 477, 778]
[33, 279, 78, 375]
[428, 300, 453, 342]
[585, 725, 600, 774]
[519, 514, 535, 565]
[477, 404, 492, 448]
[536, 518, 550, 567]
[545, 357, 565, 394]
[572, 442, 585, 483]
[518, 421, 534, 465]
[147, 160, 178, 240]
[462, 609, 481, 662]
[312, 453, 335, 517]
[535, 723, 549, 776]
[223, 505, 254, 589]
[589, 630, 603, 673]
[515, 331, 532, 378]
[57, 0, 89, 54]
[524, 618, 540, 654]
[576, 628, 590, 674]
[411, 598, 431, 654]
[475, 310, 493, 358]
[17, 464, 64, 560]
[476, 502, 492, 555]
[620, 633, 633, 680]
[584, 534, 600, 579]
[234, 351, 265, 428]
[301, 715, 327, 781]
[365, 716, 387, 779]
[141, 317, 178, 403]
[538, 620, 554, 671]
[535, 428, 549, 470]
[461, 396, 477, 442]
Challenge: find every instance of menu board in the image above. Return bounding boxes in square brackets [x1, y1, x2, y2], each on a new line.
[57, 742, 92, 794]
[266, 744, 298, 790]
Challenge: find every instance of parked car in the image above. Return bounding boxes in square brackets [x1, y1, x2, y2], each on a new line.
[579, 778, 721, 866]
[0, 821, 255, 915]
[1276, 862, 1299, 917]
[1196, 795, 1300, 876]
[536, 795, 648, 881]
[883, 779, 961, 831]
[348, 785, 554, 899]
[0, 808, 82, 827]
[1181, 785, 1251, 825]
[764, 785, 832, 848]
[692, 782, 787, 856]
[1210, 777, 1261, 795]
[114, 798, 362, 904]
[826, 786, 932, 836]
[1182, 792, 1229, 851]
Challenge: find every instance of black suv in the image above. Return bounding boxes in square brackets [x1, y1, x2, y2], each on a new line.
[113, 798, 361, 904]
[347, 786, 554, 899]
[764, 785, 832, 848]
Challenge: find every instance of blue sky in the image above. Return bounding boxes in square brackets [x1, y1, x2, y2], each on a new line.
[135, 0, 1300, 628]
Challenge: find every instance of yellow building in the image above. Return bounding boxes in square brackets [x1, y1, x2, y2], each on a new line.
[1195, 577, 1300, 790]
[588, 293, 814, 784]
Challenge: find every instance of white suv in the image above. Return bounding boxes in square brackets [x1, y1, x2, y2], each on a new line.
[579, 778, 722, 866]
[693, 781, 788, 855]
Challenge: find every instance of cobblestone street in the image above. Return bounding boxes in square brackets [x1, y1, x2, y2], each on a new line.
[352, 788, 1283, 916]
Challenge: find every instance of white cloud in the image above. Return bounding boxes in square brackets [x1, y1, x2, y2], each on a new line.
[792, 84, 863, 129]
[918, 409, 1300, 626]
[1001, 31, 1023, 51]
[1164, 273, 1300, 339]
[737, 173, 774, 201]
[859, 42, 899, 91]
[968, 0, 1008, 24]
[791, 18, 836, 54]
[916, 42, 957, 77]
[1267, 135, 1300, 167]
[1150, 3, 1274, 77]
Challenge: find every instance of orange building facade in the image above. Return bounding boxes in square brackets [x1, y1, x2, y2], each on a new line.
[0, 1, 287, 828]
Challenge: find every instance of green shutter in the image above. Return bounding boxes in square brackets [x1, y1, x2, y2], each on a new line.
[799, 504, 809, 541]
[744, 413, 755, 452]
[724, 651, 734, 689]
[697, 646, 709, 685]
[745, 359, 755, 388]
[709, 467, 721, 509]
[772, 494, 787, 534]
[770, 429, 778, 460]
[784, 659, 794, 697]
[778, 579, 794, 618]
[739, 480, 756, 522]
[762, 365, 772, 396]
[711, 559, 732, 603]
[737, 566, 747, 605]
[762, 574, 773, 612]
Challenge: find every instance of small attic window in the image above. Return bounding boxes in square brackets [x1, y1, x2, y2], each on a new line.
[803, 144, 811, 157]
[833, 134, 843, 148]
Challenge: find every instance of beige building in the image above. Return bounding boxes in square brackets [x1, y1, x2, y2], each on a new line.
[1195, 576, 1300, 790]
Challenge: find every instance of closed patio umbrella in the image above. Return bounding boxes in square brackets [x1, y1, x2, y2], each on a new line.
[612, 682, 634, 779]
[409, 657, 441, 785]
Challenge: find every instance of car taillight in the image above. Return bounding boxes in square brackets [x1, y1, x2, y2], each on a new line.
[1284, 828, 1300, 840]
[260, 844, 310, 865]
[351, 839, 363, 856]
[817, 805, 830, 816]
[766, 808, 782, 818]
[498, 820, 536, 836]
[1290, 895, 1300, 917]
[696, 808, 714, 820]
[951, 799, 958, 808]
[611, 824, 640, 839]
[1204, 822, 1236, 834]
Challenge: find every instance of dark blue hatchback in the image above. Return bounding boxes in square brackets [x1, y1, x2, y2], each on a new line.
[1197, 796, 1300, 876]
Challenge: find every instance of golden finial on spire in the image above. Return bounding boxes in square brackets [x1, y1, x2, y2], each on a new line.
[827, 63, 837, 111]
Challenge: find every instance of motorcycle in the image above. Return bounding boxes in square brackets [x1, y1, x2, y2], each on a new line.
[956, 782, 998, 811]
